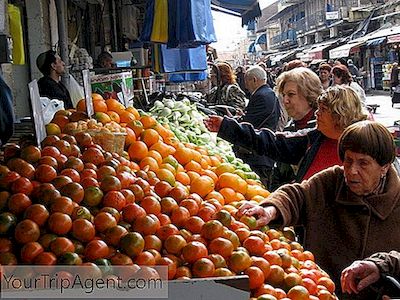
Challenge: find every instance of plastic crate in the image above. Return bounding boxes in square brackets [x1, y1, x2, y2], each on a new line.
[87, 129, 126, 155]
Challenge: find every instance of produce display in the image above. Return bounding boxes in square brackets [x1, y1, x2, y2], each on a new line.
[148, 97, 259, 179]
[0, 94, 336, 300]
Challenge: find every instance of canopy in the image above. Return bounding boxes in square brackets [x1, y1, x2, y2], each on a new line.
[329, 41, 365, 59]
[366, 37, 386, 47]
[255, 33, 267, 45]
[305, 40, 338, 60]
[248, 42, 256, 53]
[211, 0, 261, 25]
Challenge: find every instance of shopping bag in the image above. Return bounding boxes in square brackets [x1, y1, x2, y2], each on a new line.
[68, 74, 85, 108]
[41, 97, 65, 124]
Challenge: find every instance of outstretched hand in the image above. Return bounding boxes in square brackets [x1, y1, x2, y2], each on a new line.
[237, 202, 278, 227]
[341, 260, 380, 294]
[203, 115, 223, 132]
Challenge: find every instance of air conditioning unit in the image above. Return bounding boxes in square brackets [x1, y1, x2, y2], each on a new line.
[340, 7, 349, 19]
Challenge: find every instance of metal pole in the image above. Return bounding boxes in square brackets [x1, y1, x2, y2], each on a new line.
[112, 0, 118, 51]
[55, 0, 69, 86]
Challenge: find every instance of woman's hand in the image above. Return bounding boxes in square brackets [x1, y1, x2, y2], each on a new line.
[341, 260, 380, 294]
[237, 203, 278, 227]
[203, 115, 223, 132]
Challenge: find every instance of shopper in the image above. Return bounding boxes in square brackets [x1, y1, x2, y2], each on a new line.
[36, 50, 73, 109]
[238, 120, 400, 300]
[318, 63, 332, 90]
[341, 251, 400, 298]
[235, 66, 248, 96]
[96, 51, 115, 69]
[347, 59, 361, 78]
[271, 67, 322, 189]
[204, 85, 367, 183]
[232, 65, 281, 188]
[332, 64, 366, 105]
[0, 74, 15, 146]
[206, 62, 247, 113]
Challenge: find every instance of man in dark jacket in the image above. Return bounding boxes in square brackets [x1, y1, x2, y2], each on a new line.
[36, 50, 73, 109]
[0, 74, 15, 146]
[234, 65, 281, 188]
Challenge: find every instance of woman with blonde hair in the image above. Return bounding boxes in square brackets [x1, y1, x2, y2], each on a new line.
[204, 85, 367, 182]
[206, 62, 247, 112]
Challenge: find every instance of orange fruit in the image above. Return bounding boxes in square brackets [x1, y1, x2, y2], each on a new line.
[287, 285, 310, 300]
[219, 187, 237, 204]
[93, 112, 111, 124]
[139, 157, 159, 172]
[124, 127, 136, 146]
[119, 111, 135, 123]
[151, 142, 175, 158]
[192, 258, 215, 278]
[156, 168, 175, 186]
[140, 115, 157, 129]
[245, 266, 265, 289]
[125, 107, 140, 119]
[176, 172, 190, 185]
[217, 173, 248, 194]
[92, 93, 104, 101]
[173, 146, 193, 166]
[127, 120, 144, 137]
[190, 176, 215, 198]
[228, 251, 252, 273]
[106, 111, 120, 123]
[141, 129, 160, 147]
[93, 99, 108, 113]
[106, 98, 125, 114]
[76, 99, 86, 111]
[182, 241, 208, 264]
[128, 141, 148, 162]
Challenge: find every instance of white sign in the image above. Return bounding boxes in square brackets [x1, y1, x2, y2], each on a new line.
[28, 80, 46, 147]
[326, 11, 339, 20]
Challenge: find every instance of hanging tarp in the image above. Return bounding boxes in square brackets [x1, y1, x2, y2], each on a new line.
[152, 44, 208, 73]
[8, 4, 25, 65]
[141, 0, 217, 48]
[211, 0, 261, 26]
[248, 42, 255, 53]
[255, 33, 266, 45]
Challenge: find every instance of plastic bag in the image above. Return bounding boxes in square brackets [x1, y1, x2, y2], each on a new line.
[41, 97, 65, 124]
[68, 74, 85, 107]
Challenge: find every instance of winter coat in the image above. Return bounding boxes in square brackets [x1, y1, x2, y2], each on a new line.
[261, 165, 400, 300]
[206, 83, 247, 112]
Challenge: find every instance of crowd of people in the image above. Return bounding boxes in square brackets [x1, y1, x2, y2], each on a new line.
[203, 58, 400, 300]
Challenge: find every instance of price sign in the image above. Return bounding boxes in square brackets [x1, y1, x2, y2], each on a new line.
[82, 69, 94, 117]
[120, 79, 130, 107]
[28, 80, 46, 147]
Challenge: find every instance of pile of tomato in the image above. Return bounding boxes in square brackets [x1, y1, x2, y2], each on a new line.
[0, 104, 336, 300]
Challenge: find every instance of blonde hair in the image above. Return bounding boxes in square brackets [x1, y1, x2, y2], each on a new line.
[275, 67, 322, 109]
[317, 85, 367, 130]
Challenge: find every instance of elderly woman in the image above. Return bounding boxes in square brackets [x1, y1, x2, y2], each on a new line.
[238, 121, 400, 300]
[332, 64, 366, 105]
[206, 62, 247, 113]
[205, 85, 367, 183]
[271, 67, 323, 189]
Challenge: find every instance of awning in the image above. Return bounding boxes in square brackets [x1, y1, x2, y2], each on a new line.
[270, 49, 298, 65]
[211, 0, 261, 26]
[329, 41, 365, 59]
[248, 42, 256, 53]
[267, 3, 300, 22]
[366, 37, 386, 46]
[388, 34, 400, 44]
[306, 40, 338, 60]
[255, 33, 266, 45]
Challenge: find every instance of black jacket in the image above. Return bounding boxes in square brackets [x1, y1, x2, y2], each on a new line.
[38, 76, 73, 109]
[0, 75, 15, 146]
[234, 84, 280, 167]
[218, 117, 325, 181]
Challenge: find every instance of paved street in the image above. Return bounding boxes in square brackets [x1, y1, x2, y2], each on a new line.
[366, 92, 400, 127]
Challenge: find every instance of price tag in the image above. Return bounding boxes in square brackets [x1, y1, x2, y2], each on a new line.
[28, 80, 46, 147]
[82, 69, 94, 117]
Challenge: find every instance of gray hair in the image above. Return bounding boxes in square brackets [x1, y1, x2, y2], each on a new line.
[245, 65, 267, 81]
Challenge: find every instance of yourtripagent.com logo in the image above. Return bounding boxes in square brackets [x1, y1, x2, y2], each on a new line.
[1, 265, 168, 298]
